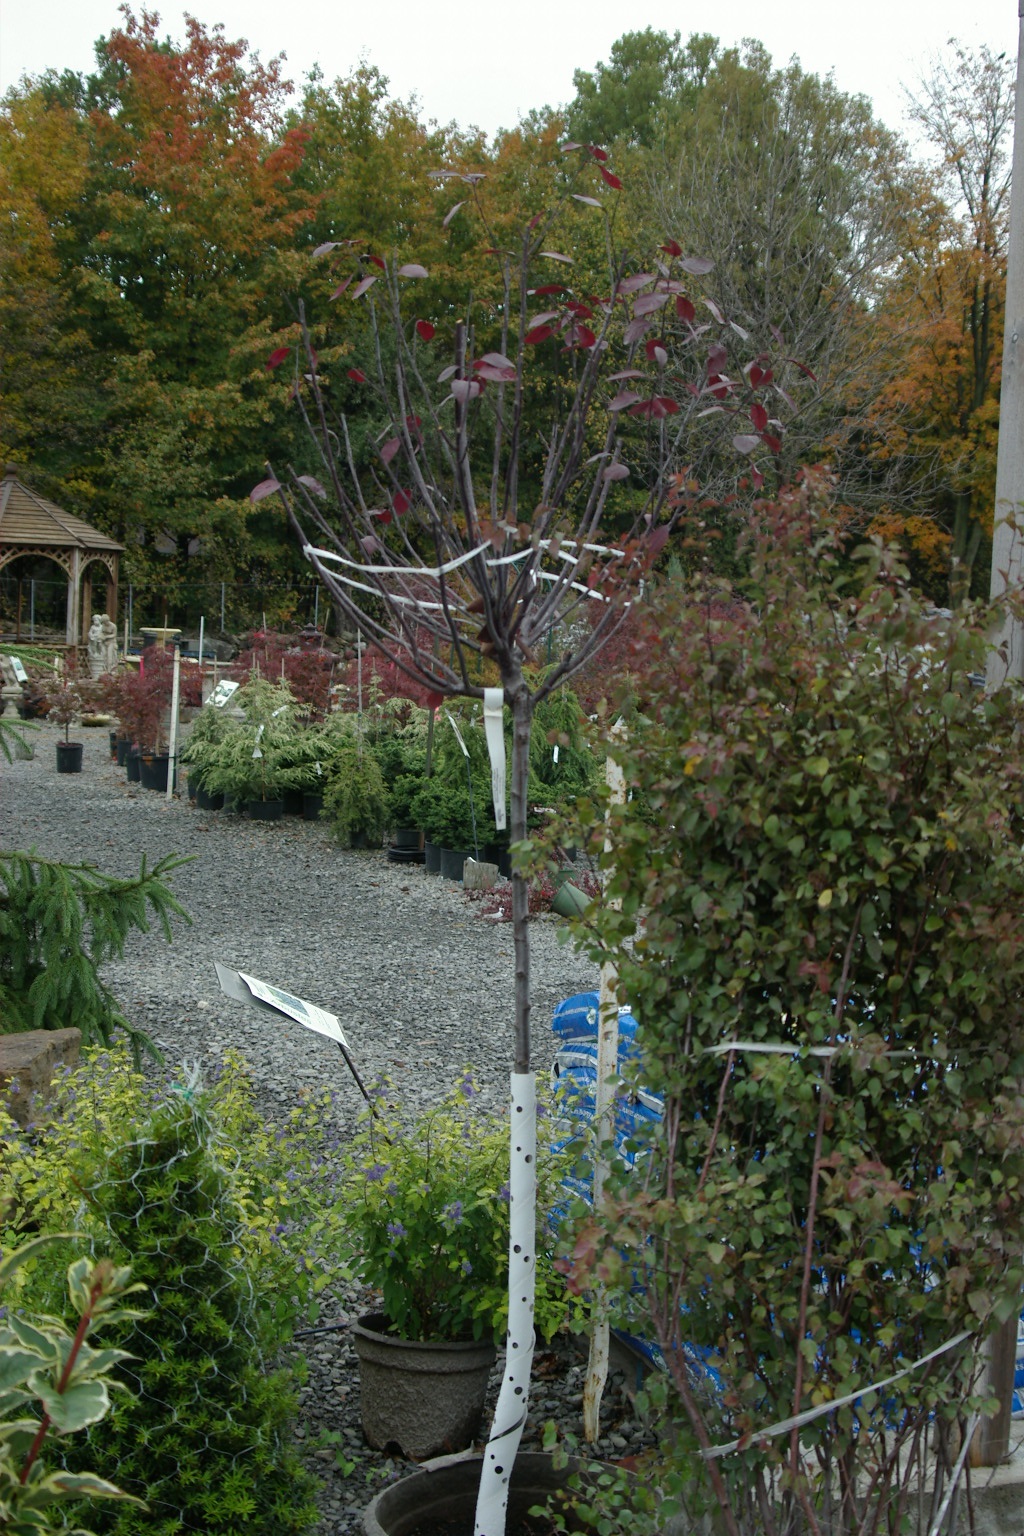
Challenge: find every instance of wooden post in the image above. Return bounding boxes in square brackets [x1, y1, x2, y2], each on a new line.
[583, 724, 627, 1443]
[979, 0, 1024, 1465]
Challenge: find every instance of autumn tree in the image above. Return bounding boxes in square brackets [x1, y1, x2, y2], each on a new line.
[1, 7, 318, 616]
[852, 43, 1014, 603]
[260, 143, 793, 1533]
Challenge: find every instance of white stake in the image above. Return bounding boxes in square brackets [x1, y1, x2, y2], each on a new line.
[165, 642, 181, 802]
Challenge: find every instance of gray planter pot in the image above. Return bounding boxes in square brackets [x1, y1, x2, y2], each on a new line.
[424, 841, 441, 875]
[362, 1451, 627, 1536]
[351, 1312, 495, 1462]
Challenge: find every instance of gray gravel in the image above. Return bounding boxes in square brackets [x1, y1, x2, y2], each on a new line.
[0, 718, 655, 1532]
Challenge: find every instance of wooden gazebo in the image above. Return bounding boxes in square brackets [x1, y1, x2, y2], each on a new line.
[0, 467, 123, 647]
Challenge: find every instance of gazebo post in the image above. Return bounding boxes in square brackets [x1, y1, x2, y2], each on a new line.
[66, 549, 81, 648]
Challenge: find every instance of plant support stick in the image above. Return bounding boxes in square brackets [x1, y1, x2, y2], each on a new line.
[474, 1070, 537, 1536]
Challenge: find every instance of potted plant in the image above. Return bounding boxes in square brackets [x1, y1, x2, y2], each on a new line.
[178, 701, 236, 809]
[194, 677, 298, 817]
[42, 674, 87, 773]
[342, 1075, 570, 1462]
[321, 737, 389, 847]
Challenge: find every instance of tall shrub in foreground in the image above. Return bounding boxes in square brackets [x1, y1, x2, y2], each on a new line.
[569, 476, 1024, 1536]
[62, 1095, 319, 1536]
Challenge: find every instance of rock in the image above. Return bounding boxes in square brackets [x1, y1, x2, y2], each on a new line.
[0, 1028, 81, 1126]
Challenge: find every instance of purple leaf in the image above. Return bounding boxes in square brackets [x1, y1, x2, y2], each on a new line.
[680, 256, 715, 276]
[360, 535, 381, 556]
[633, 291, 669, 317]
[398, 263, 430, 278]
[478, 352, 514, 369]
[381, 437, 402, 465]
[437, 364, 457, 382]
[703, 297, 724, 324]
[475, 362, 516, 382]
[451, 379, 482, 402]
[624, 317, 652, 346]
[598, 166, 623, 190]
[707, 344, 729, 375]
[347, 368, 368, 383]
[539, 251, 573, 263]
[313, 241, 341, 257]
[560, 140, 584, 152]
[651, 345, 668, 368]
[608, 390, 642, 411]
[608, 369, 645, 381]
[616, 273, 656, 295]
[525, 324, 556, 344]
[416, 319, 436, 342]
[730, 320, 751, 341]
[443, 202, 465, 227]
[771, 324, 786, 346]
[297, 475, 327, 499]
[264, 346, 291, 370]
[603, 462, 630, 481]
[750, 403, 769, 432]
[732, 433, 760, 454]
[393, 488, 412, 515]
[330, 278, 352, 300]
[676, 295, 696, 324]
[351, 275, 378, 299]
[528, 310, 561, 328]
[250, 478, 281, 503]
[572, 194, 603, 208]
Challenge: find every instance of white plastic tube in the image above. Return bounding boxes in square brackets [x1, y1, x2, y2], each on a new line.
[474, 1071, 537, 1536]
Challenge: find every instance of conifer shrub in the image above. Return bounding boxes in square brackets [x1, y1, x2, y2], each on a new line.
[61, 1094, 320, 1536]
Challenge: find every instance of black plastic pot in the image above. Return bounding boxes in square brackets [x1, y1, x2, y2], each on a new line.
[392, 827, 421, 850]
[362, 1451, 613, 1536]
[439, 847, 471, 881]
[302, 792, 324, 821]
[283, 789, 305, 816]
[139, 753, 170, 792]
[195, 783, 224, 811]
[55, 740, 84, 774]
[125, 747, 141, 782]
[108, 730, 118, 760]
[115, 736, 131, 767]
[247, 798, 284, 821]
[424, 841, 441, 875]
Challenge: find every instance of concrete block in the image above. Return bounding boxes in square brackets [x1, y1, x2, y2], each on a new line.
[463, 859, 498, 891]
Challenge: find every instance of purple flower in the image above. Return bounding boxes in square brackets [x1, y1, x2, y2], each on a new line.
[443, 1201, 464, 1226]
[365, 1163, 387, 1183]
[386, 1221, 407, 1240]
[461, 1259, 472, 1276]
[497, 1183, 511, 1204]
[458, 1073, 477, 1100]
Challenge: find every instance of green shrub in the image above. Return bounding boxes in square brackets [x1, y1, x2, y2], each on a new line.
[61, 1094, 320, 1536]
[569, 485, 1024, 1534]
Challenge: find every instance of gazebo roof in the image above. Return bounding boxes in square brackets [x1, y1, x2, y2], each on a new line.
[0, 466, 123, 554]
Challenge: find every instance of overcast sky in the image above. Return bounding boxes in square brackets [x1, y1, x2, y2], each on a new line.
[0, 0, 1019, 140]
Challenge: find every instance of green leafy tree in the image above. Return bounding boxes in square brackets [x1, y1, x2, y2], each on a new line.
[567, 29, 719, 149]
[568, 476, 1024, 1536]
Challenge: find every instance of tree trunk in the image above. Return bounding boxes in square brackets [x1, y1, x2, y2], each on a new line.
[475, 679, 536, 1536]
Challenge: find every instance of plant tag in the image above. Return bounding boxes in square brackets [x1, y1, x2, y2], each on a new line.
[553, 744, 559, 763]
[445, 710, 470, 758]
[483, 687, 506, 831]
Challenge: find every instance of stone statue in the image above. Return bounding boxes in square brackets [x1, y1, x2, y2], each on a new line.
[87, 614, 119, 678]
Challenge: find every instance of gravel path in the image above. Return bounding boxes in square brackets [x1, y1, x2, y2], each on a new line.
[0, 719, 653, 1532]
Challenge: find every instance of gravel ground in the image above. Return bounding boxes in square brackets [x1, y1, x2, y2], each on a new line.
[0, 718, 655, 1532]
